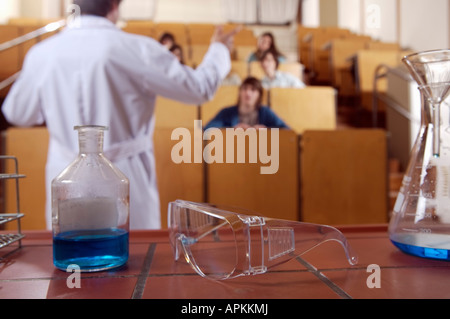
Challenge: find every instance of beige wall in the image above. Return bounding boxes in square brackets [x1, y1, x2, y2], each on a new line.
[399, 0, 449, 51]
[154, 0, 225, 23]
[0, 0, 20, 23]
[336, 0, 448, 51]
[3, 0, 450, 51]
[19, 0, 43, 18]
[320, 0, 338, 27]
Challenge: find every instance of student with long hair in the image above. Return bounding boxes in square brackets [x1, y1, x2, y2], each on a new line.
[205, 77, 288, 129]
[247, 32, 286, 64]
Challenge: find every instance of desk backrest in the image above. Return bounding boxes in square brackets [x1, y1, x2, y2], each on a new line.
[0, 25, 21, 76]
[249, 62, 305, 83]
[154, 96, 199, 129]
[330, 38, 369, 87]
[367, 41, 400, 51]
[248, 61, 265, 79]
[232, 29, 257, 46]
[3, 127, 49, 230]
[187, 23, 216, 45]
[356, 49, 401, 93]
[206, 129, 299, 221]
[153, 23, 189, 46]
[230, 60, 249, 80]
[122, 25, 155, 38]
[234, 45, 254, 62]
[187, 44, 210, 68]
[309, 30, 350, 71]
[270, 87, 337, 134]
[278, 62, 305, 81]
[200, 85, 240, 125]
[300, 129, 388, 225]
[154, 127, 205, 228]
[123, 20, 155, 30]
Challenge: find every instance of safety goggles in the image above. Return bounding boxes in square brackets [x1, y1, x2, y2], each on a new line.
[168, 200, 358, 280]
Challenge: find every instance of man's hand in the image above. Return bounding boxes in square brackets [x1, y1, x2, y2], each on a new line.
[211, 25, 242, 51]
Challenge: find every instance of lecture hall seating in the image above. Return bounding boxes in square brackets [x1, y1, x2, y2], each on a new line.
[1, 19, 397, 229]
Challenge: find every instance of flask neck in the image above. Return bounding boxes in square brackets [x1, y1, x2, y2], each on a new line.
[75, 126, 108, 154]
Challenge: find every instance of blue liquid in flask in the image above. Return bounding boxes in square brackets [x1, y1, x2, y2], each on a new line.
[391, 233, 450, 261]
[53, 228, 129, 272]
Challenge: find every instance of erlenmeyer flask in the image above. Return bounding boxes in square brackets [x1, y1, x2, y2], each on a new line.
[389, 49, 450, 260]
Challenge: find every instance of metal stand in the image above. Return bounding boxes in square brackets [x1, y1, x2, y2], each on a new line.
[0, 156, 25, 257]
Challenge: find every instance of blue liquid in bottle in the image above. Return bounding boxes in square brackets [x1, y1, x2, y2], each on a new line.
[53, 228, 129, 272]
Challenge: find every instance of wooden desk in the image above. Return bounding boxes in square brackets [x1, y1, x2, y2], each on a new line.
[1, 225, 450, 300]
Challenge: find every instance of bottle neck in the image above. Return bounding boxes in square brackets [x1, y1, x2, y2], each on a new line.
[75, 126, 107, 155]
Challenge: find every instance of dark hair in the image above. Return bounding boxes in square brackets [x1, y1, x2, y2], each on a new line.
[257, 32, 285, 60]
[169, 43, 185, 64]
[260, 48, 280, 70]
[73, 0, 122, 17]
[159, 32, 175, 44]
[237, 77, 264, 109]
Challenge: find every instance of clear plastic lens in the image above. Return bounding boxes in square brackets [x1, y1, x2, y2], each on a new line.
[185, 232, 237, 279]
[169, 204, 238, 280]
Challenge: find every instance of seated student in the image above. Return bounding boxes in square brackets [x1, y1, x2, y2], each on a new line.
[248, 32, 286, 64]
[159, 32, 175, 50]
[260, 48, 306, 90]
[169, 43, 185, 64]
[204, 77, 288, 130]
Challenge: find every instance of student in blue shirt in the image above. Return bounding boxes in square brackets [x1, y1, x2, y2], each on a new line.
[204, 77, 288, 130]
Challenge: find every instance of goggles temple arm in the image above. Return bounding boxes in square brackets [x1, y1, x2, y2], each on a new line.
[264, 221, 359, 267]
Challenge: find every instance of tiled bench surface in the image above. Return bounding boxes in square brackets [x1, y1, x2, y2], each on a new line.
[1, 225, 450, 299]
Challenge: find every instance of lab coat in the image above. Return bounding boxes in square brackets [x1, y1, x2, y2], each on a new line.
[2, 16, 231, 230]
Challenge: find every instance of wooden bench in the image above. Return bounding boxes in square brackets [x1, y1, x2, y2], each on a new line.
[229, 60, 249, 81]
[206, 129, 299, 221]
[153, 23, 189, 46]
[234, 45, 254, 61]
[298, 27, 322, 68]
[153, 97, 203, 228]
[0, 25, 21, 97]
[154, 127, 205, 228]
[300, 129, 389, 225]
[354, 49, 403, 111]
[122, 25, 155, 38]
[154, 96, 199, 129]
[187, 23, 216, 45]
[232, 29, 257, 47]
[249, 61, 304, 82]
[270, 87, 337, 134]
[327, 37, 372, 96]
[3, 127, 48, 230]
[186, 44, 210, 68]
[307, 27, 352, 82]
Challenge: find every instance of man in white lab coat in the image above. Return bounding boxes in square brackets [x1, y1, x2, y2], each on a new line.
[2, 0, 237, 230]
